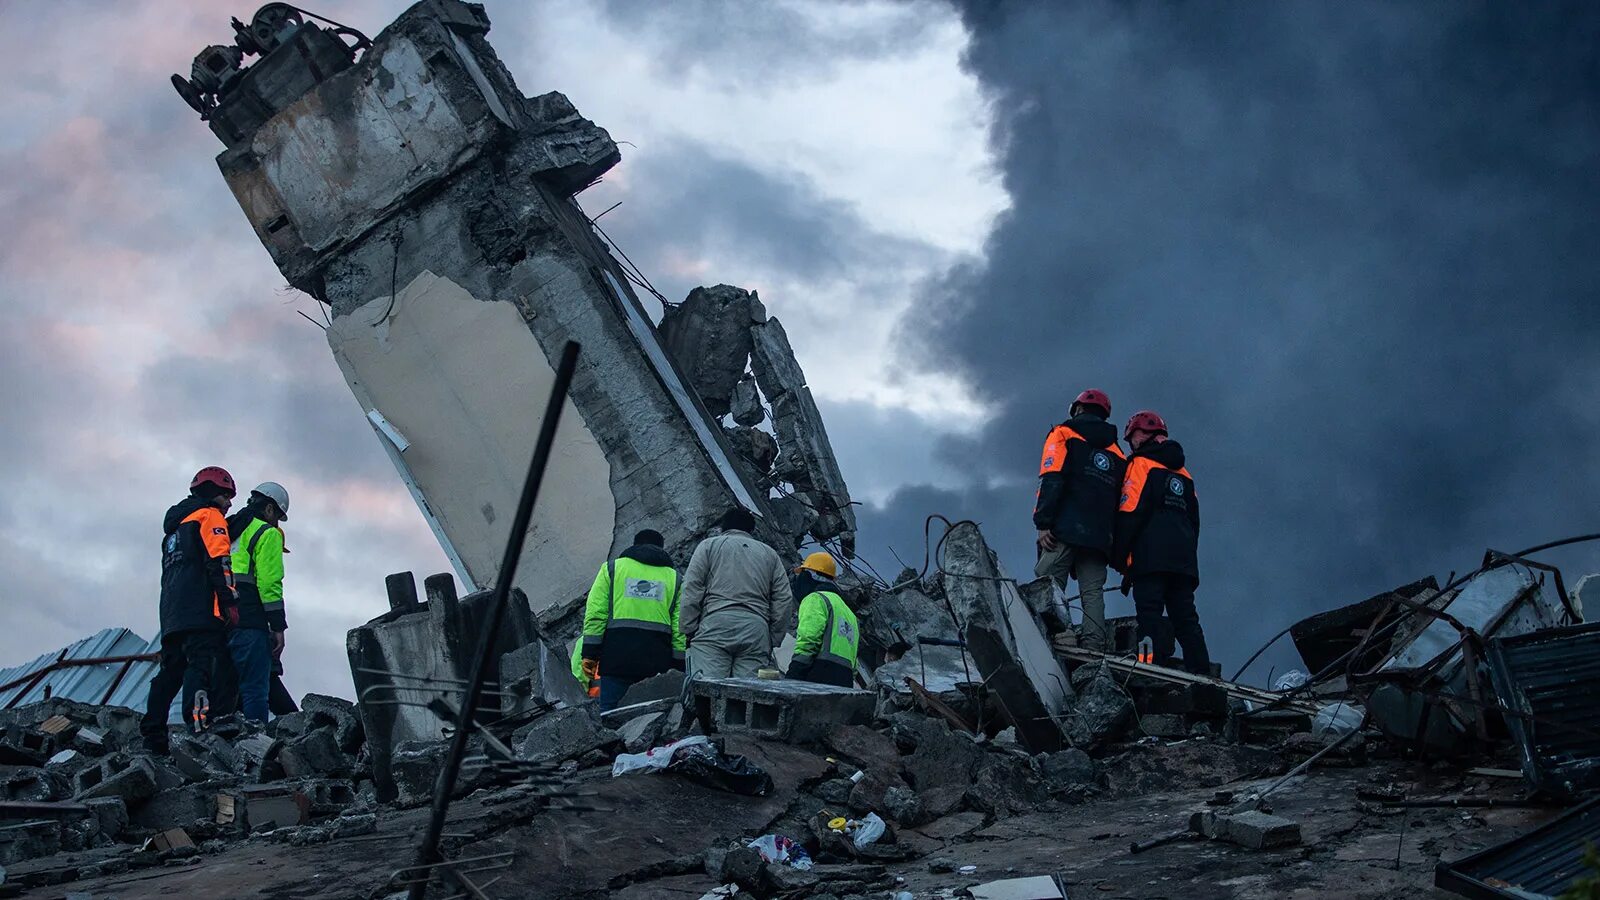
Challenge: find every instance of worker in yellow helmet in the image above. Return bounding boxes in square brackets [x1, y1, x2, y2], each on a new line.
[786, 552, 859, 687]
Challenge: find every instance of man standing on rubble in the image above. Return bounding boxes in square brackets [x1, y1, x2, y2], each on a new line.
[1033, 389, 1126, 651]
[226, 482, 291, 723]
[680, 508, 793, 681]
[579, 528, 684, 711]
[142, 467, 242, 753]
[1113, 411, 1212, 675]
[786, 552, 859, 687]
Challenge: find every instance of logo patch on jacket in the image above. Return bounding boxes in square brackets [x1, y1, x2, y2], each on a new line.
[1169, 477, 1185, 496]
[837, 619, 855, 642]
[1093, 452, 1111, 471]
[624, 578, 665, 601]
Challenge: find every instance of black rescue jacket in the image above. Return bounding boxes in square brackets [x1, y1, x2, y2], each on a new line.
[160, 496, 235, 637]
[1112, 440, 1200, 584]
[1033, 414, 1127, 554]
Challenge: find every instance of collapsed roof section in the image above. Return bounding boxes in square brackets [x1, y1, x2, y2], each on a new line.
[193, 0, 855, 612]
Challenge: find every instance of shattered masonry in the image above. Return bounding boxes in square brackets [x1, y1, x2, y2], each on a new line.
[208, 0, 855, 622]
[0, 1, 1587, 897]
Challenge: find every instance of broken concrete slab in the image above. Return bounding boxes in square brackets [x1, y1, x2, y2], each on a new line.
[295, 695, 364, 755]
[730, 375, 764, 427]
[617, 670, 686, 707]
[692, 678, 874, 744]
[1062, 664, 1132, 751]
[939, 523, 1072, 754]
[658, 285, 759, 417]
[615, 712, 666, 754]
[1191, 808, 1302, 850]
[967, 752, 1049, 815]
[278, 728, 348, 779]
[512, 707, 618, 765]
[498, 637, 589, 718]
[899, 718, 984, 818]
[1039, 747, 1098, 788]
[388, 741, 446, 809]
[749, 315, 856, 547]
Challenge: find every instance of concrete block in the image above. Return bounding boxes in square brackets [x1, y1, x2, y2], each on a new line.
[389, 741, 446, 809]
[0, 724, 55, 765]
[1, 766, 59, 802]
[216, 786, 309, 833]
[129, 783, 214, 831]
[74, 756, 157, 804]
[45, 749, 96, 781]
[233, 733, 283, 781]
[1137, 714, 1188, 739]
[691, 678, 874, 744]
[0, 818, 61, 865]
[1065, 669, 1133, 751]
[617, 670, 686, 706]
[966, 752, 1048, 815]
[498, 638, 587, 717]
[84, 796, 128, 840]
[1191, 809, 1302, 850]
[278, 727, 348, 778]
[96, 706, 142, 743]
[899, 717, 983, 818]
[1039, 747, 1097, 787]
[169, 735, 235, 783]
[511, 707, 618, 765]
[299, 694, 364, 753]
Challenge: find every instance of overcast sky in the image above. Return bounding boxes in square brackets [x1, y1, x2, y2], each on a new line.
[1, 1, 1595, 700]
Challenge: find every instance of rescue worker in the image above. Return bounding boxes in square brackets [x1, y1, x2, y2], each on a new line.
[226, 482, 290, 723]
[142, 467, 241, 753]
[579, 529, 684, 712]
[1112, 411, 1211, 675]
[786, 552, 859, 687]
[1033, 389, 1126, 651]
[681, 508, 794, 731]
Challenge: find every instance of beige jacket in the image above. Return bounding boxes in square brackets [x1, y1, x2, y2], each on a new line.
[679, 530, 794, 646]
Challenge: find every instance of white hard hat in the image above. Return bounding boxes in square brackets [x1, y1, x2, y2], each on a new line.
[253, 482, 290, 520]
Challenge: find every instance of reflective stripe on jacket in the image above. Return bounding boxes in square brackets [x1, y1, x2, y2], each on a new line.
[1033, 415, 1126, 553]
[581, 545, 683, 680]
[1112, 439, 1200, 583]
[791, 589, 859, 688]
[159, 496, 235, 636]
[230, 517, 286, 631]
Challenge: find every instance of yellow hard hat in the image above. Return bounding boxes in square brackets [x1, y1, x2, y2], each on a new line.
[797, 551, 838, 579]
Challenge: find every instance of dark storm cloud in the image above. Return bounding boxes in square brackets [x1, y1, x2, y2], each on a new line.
[863, 0, 1600, 678]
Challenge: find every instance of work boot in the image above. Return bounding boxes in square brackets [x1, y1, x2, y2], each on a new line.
[142, 737, 171, 758]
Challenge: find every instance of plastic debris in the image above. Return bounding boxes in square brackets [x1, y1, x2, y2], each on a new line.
[1312, 702, 1365, 738]
[852, 812, 887, 848]
[1274, 670, 1310, 691]
[747, 834, 814, 869]
[668, 743, 775, 796]
[611, 735, 712, 777]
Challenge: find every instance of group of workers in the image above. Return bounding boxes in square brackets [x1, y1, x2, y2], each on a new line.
[576, 507, 859, 716]
[144, 392, 1203, 750]
[142, 467, 294, 753]
[1033, 389, 1211, 674]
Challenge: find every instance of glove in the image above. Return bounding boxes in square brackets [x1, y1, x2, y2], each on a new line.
[581, 658, 600, 682]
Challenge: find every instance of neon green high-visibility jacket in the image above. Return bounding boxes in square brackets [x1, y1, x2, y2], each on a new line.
[791, 588, 858, 687]
[580, 545, 683, 680]
[229, 517, 285, 631]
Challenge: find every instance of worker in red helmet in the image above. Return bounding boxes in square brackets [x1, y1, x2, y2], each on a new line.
[1033, 389, 1126, 651]
[141, 467, 242, 754]
[1113, 412, 1211, 675]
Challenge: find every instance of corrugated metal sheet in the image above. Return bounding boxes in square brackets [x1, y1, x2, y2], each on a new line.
[0, 628, 162, 712]
[1435, 796, 1600, 899]
[1488, 622, 1600, 798]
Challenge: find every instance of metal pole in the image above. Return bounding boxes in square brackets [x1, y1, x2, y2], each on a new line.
[407, 341, 580, 899]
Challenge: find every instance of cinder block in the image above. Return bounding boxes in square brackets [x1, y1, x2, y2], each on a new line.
[1221, 810, 1302, 849]
[74, 756, 157, 804]
[691, 678, 874, 744]
[278, 727, 348, 778]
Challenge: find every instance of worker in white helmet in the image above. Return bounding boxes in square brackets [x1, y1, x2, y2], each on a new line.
[225, 482, 290, 722]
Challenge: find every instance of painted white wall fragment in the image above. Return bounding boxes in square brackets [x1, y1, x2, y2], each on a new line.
[329, 271, 616, 610]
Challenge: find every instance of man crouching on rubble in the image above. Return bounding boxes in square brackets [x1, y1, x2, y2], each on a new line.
[142, 467, 242, 754]
[1112, 411, 1212, 675]
[786, 551, 860, 687]
[680, 509, 794, 728]
[579, 529, 685, 712]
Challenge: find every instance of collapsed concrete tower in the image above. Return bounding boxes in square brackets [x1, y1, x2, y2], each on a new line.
[176, 1, 855, 621]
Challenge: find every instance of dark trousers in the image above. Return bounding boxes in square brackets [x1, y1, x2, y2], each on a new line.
[1132, 573, 1212, 676]
[140, 630, 228, 747]
[598, 675, 641, 713]
[228, 628, 272, 722]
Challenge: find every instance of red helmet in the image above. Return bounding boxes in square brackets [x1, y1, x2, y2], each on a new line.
[1124, 410, 1168, 442]
[190, 466, 237, 497]
[1072, 389, 1111, 417]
